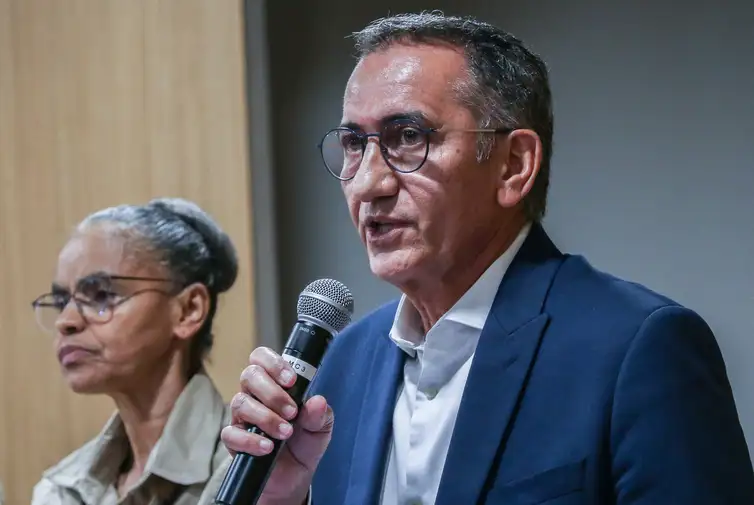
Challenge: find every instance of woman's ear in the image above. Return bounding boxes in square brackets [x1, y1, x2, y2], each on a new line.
[171, 283, 210, 342]
[496, 129, 542, 209]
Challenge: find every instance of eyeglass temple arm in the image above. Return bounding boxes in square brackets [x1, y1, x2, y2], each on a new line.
[442, 127, 513, 133]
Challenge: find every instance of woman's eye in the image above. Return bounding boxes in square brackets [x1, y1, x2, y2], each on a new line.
[89, 290, 119, 305]
[52, 294, 69, 310]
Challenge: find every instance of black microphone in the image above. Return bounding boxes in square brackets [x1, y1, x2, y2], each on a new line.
[214, 278, 354, 505]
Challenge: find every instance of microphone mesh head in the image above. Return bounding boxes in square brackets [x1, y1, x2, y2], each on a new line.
[296, 279, 354, 334]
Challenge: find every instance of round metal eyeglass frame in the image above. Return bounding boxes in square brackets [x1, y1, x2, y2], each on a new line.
[30, 274, 175, 333]
[317, 120, 513, 181]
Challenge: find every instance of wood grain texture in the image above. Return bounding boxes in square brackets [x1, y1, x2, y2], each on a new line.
[0, 1, 254, 503]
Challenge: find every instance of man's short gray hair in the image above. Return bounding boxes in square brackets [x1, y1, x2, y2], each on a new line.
[352, 11, 554, 221]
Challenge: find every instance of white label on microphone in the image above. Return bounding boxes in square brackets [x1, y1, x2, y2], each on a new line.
[282, 353, 318, 381]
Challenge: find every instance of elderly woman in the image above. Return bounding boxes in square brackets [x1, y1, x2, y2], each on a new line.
[30, 198, 237, 504]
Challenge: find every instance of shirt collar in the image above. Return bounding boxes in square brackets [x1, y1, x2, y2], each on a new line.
[389, 222, 531, 357]
[43, 372, 229, 499]
[146, 372, 228, 485]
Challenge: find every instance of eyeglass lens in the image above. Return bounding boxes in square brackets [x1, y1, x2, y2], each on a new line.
[33, 293, 112, 333]
[320, 121, 430, 179]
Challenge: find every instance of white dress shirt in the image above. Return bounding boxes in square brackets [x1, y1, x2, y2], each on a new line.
[379, 223, 531, 505]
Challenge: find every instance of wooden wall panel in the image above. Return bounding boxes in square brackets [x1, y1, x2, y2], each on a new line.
[0, 1, 255, 503]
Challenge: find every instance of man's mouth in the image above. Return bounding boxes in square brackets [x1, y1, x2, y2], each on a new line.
[365, 217, 409, 236]
[368, 221, 398, 233]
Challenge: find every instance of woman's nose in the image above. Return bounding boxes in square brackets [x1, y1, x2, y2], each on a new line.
[54, 299, 86, 336]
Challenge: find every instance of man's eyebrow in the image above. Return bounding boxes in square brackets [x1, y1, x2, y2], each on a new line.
[339, 120, 361, 130]
[339, 111, 430, 131]
[383, 111, 429, 125]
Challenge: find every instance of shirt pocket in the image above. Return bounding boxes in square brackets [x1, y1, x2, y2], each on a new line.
[486, 460, 585, 505]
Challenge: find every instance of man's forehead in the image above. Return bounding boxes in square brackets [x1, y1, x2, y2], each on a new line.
[349, 42, 466, 81]
[342, 43, 466, 126]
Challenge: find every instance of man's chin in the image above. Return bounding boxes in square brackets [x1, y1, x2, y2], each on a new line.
[368, 249, 421, 284]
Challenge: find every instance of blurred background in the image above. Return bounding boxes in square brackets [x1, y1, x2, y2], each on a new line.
[1, 0, 753, 503]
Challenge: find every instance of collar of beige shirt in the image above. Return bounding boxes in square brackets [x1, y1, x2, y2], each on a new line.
[41, 371, 230, 502]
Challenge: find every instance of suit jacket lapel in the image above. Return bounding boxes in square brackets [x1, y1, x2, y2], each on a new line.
[343, 325, 405, 505]
[435, 223, 565, 505]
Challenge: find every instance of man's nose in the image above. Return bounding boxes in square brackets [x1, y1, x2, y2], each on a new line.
[348, 138, 399, 202]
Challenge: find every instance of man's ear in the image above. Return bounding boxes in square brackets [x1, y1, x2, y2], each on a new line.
[171, 283, 210, 342]
[496, 129, 542, 209]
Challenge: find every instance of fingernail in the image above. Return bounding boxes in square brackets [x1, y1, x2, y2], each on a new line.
[259, 438, 273, 452]
[279, 422, 293, 438]
[280, 369, 295, 384]
[282, 404, 297, 419]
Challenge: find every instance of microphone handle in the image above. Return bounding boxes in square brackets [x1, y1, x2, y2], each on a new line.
[214, 320, 333, 505]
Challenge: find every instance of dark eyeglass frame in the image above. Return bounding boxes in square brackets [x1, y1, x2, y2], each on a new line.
[31, 274, 176, 331]
[317, 119, 513, 181]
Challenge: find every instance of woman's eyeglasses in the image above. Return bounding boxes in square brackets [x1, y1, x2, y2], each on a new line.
[31, 274, 174, 333]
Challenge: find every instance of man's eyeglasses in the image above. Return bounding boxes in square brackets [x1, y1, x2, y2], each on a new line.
[318, 119, 511, 181]
[31, 274, 175, 333]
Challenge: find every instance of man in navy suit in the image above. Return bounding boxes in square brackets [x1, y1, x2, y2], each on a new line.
[214, 12, 754, 505]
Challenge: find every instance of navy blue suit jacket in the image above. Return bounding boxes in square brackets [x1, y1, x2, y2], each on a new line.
[309, 224, 754, 504]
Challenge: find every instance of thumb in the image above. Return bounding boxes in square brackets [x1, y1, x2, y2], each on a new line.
[286, 395, 334, 472]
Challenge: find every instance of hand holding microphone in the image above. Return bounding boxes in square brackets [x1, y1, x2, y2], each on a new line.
[215, 279, 354, 505]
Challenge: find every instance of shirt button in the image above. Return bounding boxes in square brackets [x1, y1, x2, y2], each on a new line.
[424, 387, 438, 400]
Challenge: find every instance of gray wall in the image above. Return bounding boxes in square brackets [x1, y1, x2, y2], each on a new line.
[261, 0, 754, 453]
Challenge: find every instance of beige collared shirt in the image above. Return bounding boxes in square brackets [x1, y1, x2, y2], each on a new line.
[31, 372, 231, 505]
